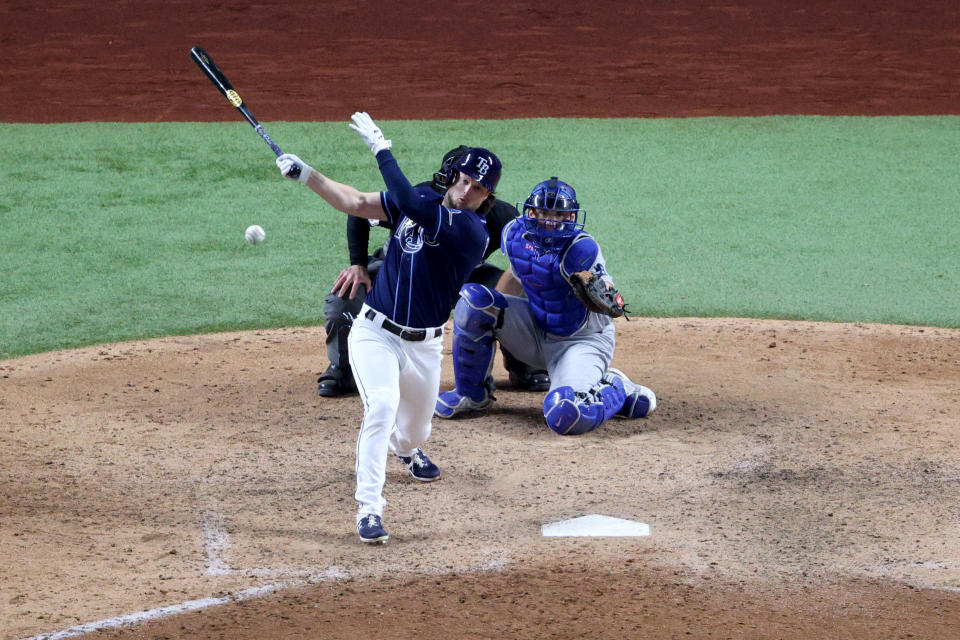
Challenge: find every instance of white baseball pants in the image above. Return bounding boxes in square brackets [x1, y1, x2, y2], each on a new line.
[348, 305, 444, 518]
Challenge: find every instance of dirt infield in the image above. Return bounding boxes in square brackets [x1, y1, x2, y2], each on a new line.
[3, 1, 960, 639]
[2, 0, 959, 122]
[4, 321, 960, 638]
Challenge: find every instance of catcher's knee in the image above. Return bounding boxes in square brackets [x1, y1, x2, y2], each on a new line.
[542, 379, 625, 436]
[453, 283, 507, 338]
[543, 387, 602, 435]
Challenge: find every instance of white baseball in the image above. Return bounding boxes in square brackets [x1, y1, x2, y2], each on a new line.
[245, 225, 265, 245]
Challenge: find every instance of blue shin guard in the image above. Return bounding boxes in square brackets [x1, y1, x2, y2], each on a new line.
[451, 284, 507, 403]
[542, 376, 626, 436]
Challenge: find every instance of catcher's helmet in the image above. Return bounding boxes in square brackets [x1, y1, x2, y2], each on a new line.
[451, 147, 502, 193]
[519, 177, 586, 248]
[432, 145, 471, 193]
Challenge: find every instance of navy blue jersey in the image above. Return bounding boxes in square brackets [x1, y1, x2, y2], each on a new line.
[365, 151, 489, 328]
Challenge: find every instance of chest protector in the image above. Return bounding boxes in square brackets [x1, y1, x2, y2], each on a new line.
[505, 222, 599, 337]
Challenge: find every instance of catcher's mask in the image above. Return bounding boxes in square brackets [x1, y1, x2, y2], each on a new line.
[432, 145, 471, 193]
[519, 177, 586, 249]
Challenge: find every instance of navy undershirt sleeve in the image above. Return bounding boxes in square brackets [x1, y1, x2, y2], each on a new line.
[376, 150, 441, 236]
[346, 215, 371, 266]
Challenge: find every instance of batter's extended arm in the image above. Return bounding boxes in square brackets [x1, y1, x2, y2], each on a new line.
[276, 153, 386, 221]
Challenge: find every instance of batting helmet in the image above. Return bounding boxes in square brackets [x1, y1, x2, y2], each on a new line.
[432, 145, 471, 193]
[519, 177, 586, 248]
[451, 147, 502, 193]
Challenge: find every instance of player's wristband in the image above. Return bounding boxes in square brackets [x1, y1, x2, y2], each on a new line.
[297, 163, 313, 184]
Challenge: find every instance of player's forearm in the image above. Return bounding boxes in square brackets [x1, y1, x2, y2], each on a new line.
[304, 171, 385, 220]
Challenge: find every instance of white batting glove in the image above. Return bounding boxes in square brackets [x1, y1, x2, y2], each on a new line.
[276, 153, 312, 184]
[349, 112, 392, 155]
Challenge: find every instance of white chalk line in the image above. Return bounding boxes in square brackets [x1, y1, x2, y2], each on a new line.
[202, 510, 344, 579]
[22, 510, 350, 640]
[21, 512, 510, 640]
[22, 547, 502, 640]
[201, 511, 231, 576]
[20, 580, 312, 640]
[35, 510, 956, 639]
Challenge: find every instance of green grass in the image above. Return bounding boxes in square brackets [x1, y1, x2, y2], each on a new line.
[1, 116, 958, 358]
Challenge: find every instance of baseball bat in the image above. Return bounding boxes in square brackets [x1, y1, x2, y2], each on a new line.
[189, 46, 300, 179]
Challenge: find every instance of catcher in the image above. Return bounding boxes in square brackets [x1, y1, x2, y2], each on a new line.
[435, 177, 656, 434]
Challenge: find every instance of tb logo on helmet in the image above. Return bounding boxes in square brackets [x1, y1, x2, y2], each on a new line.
[453, 147, 502, 193]
[475, 156, 490, 177]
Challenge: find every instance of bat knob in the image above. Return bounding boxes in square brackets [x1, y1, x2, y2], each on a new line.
[288, 165, 302, 180]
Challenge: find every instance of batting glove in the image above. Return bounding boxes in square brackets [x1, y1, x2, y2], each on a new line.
[349, 112, 392, 155]
[276, 153, 312, 184]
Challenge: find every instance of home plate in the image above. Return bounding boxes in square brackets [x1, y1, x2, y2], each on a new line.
[541, 514, 650, 537]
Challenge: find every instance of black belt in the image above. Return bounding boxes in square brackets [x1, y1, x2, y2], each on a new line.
[365, 309, 442, 341]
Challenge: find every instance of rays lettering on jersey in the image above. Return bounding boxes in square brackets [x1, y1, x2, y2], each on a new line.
[395, 217, 438, 253]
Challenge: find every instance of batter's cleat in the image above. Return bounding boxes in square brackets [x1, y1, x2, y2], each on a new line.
[435, 390, 492, 418]
[398, 448, 441, 482]
[605, 368, 657, 418]
[508, 368, 551, 392]
[357, 514, 389, 544]
[317, 364, 355, 397]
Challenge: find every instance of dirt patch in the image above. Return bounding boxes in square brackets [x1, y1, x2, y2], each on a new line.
[2, 1, 959, 122]
[2, 319, 959, 638]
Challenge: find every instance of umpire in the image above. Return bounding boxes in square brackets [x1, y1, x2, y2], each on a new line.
[318, 146, 549, 397]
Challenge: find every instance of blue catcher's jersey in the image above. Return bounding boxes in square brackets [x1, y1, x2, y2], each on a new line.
[502, 218, 609, 337]
[365, 152, 489, 328]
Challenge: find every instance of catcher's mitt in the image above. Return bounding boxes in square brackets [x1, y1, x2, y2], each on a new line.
[568, 271, 628, 319]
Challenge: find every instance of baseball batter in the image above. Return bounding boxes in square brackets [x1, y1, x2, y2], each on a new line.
[276, 112, 501, 543]
[318, 146, 548, 398]
[435, 178, 657, 435]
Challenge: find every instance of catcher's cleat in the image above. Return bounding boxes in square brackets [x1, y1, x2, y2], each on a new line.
[398, 448, 440, 482]
[502, 347, 550, 392]
[357, 514, 389, 544]
[435, 390, 492, 418]
[605, 368, 656, 418]
[508, 367, 550, 392]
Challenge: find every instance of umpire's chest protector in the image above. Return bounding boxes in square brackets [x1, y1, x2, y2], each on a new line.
[505, 223, 590, 337]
